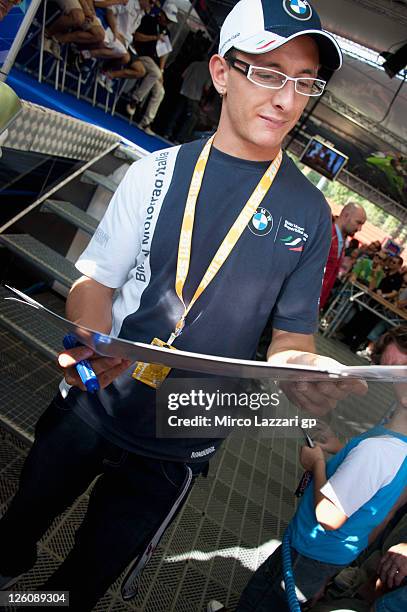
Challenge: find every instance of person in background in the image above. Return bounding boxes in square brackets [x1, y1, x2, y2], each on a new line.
[44, 0, 106, 60]
[163, 56, 212, 143]
[78, 0, 152, 91]
[125, 2, 178, 134]
[350, 250, 387, 290]
[98, 0, 173, 91]
[338, 238, 360, 279]
[341, 256, 404, 353]
[372, 528, 407, 612]
[72, 0, 135, 80]
[397, 271, 407, 310]
[338, 247, 360, 280]
[377, 256, 404, 302]
[320, 202, 366, 311]
[352, 254, 398, 360]
[312, 327, 407, 611]
[0, 0, 22, 21]
[344, 238, 360, 257]
[310, 505, 407, 612]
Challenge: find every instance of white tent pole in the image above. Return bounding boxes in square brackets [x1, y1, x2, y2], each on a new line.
[0, 0, 43, 82]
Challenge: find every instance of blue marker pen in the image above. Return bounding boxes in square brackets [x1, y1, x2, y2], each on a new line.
[295, 428, 315, 498]
[63, 334, 100, 393]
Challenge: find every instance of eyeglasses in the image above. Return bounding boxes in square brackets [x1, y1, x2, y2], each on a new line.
[227, 57, 326, 97]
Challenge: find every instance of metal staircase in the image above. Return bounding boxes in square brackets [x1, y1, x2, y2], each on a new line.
[41, 199, 99, 235]
[81, 170, 120, 193]
[0, 234, 81, 288]
[0, 141, 143, 440]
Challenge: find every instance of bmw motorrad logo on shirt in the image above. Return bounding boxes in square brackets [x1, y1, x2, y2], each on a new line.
[283, 0, 312, 20]
[249, 207, 273, 236]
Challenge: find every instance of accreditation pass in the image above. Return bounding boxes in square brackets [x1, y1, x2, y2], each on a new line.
[0, 591, 69, 606]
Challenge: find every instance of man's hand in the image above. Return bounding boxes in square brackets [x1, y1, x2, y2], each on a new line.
[285, 379, 367, 416]
[378, 543, 407, 589]
[267, 330, 368, 416]
[58, 346, 132, 391]
[62, 278, 132, 390]
[300, 445, 325, 471]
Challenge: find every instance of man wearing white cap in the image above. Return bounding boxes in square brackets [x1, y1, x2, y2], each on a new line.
[0, 1, 367, 610]
[126, 1, 178, 133]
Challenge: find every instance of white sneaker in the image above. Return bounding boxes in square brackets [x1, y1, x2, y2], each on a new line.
[43, 35, 62, 60]
[126, 103, 136, 117]
[43, 35, 52, 53]
[51, 39, 62, 61]
[207, 601, 226, 612]
[141, 125, 155, 136]
[97, 73, 114, 94]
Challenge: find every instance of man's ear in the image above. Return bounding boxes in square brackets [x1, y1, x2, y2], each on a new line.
[209, 54, 229, 96]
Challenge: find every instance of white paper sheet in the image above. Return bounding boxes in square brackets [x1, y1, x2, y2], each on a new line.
[4, 286, 407, 382]
[156, 35, 172, 58]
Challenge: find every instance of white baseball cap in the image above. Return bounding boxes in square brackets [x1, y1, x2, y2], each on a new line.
[219, 0, 342, 71]
[162, 1, 178, 23]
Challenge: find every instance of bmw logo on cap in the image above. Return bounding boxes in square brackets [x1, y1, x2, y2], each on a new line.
[249, 207, 273, 236]
[283, 0, 313, 20]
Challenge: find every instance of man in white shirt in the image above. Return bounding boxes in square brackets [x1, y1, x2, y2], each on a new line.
[76, 0, 152, 89]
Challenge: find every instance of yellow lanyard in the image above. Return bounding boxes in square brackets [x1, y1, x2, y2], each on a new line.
[167, 134, 283, 345]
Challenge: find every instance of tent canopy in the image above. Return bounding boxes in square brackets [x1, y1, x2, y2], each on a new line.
[193, 0, 407, 215]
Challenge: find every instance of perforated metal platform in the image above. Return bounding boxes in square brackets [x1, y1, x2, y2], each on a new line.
[0, 287, 65, 360]
[0, 329, 396, 611]
[3, 101, 120, 162]
[0, 329, 61, 442]
[41, 200, 99, 235]
[0, 235, 80, 288]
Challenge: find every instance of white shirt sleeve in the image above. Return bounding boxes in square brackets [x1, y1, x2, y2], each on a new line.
[320, 437, 407, 518]
[76, 158, 149, 288]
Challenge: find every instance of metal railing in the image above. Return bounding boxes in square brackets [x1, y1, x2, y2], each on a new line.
[16, 0, 139, 124]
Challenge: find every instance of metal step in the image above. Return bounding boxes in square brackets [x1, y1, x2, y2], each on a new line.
[0, 234, 80, 288]
[81, 169, 119, 193]
[115, 144, 144, 163]
[0, 286, 65, 359]
[41, 199, 99, 235]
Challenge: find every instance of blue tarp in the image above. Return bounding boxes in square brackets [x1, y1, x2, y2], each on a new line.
[8, 67, 169, 154]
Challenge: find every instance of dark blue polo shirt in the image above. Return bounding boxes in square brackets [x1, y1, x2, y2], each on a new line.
[70, 139, 332, 461]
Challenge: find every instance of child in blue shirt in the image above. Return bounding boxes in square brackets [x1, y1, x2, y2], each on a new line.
[234, 328, 407, 612]
[233, 421, 407, 612]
